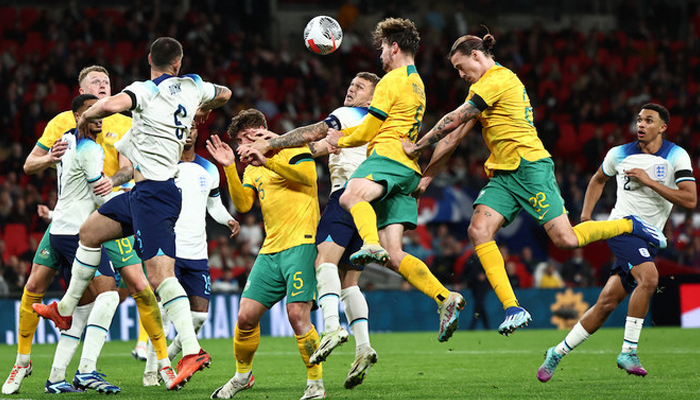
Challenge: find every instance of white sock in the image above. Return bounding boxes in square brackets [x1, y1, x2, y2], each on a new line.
[554, 321, 591, 356]
[235, 370, 252, 383]
[15, 354, 30, 367]
[48, 303, 93, 382]
[341, 286, 370, 349]
[58, 243, 101, 317]
[79, 291, 119, 373]
[168, 311, 207, 360]
[157, 278, 199, 356]
[316, 263, 341, 332]
[622, 316, 644, 353]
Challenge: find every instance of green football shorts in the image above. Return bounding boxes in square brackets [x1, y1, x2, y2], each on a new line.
[32, 224, 60, 269]
[242, 243, 317, 308]
[473, 157, 567, 226]
[105, 236, 142, 269]
[350, 154, 420, 229]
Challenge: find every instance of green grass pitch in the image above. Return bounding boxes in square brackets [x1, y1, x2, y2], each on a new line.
[1, 327, 698, 399]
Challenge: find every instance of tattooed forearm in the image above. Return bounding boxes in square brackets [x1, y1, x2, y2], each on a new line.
[308, 141, 317, 155]
[110, 166, 133, 186]
[458, 103, 480, 125]
[269, 122, 328, 150]
[200, 85, 231, 110]
[415, 103, 480, 153]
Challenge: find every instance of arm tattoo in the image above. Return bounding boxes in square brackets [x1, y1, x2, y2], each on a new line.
[110, 166, 133, 186]
[269, 122, 327, 150]
[308, 141, 317, 155]
[200, 85, 230, 110]
[416, 104, 480, 152]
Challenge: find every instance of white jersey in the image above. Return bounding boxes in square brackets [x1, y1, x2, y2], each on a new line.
[50, 130, 105, 235]
[325, 106, 369, 193]
[174, 154, 222, 259]
[602, 140, 695, 230]
[116, 74, 216, 181]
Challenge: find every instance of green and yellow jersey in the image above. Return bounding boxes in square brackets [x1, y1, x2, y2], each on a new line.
[467, 63, 550, 177]
[225, 146, 319, 254]
[338, 65, 425, 174]
[37, 110, 132, 177]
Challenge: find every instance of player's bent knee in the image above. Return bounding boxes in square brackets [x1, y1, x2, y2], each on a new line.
[467, 223, 492, 244]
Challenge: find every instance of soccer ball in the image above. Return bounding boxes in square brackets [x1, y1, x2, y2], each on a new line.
[303, 16, 343, 55]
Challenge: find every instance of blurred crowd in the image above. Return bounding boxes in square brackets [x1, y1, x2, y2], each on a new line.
[0, 0, 699, 296]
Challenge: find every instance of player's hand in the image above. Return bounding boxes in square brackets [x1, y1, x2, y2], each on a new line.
[206, 134, 236, 166]
[50, 140, 68, 163]
[326, 140, 340, 155]
[579, 215, 592, 222]
[326, 128, 342, 147]
[402, 137, 419, 159]
[624, 168, 653, 186]
[245, 147, 267, 167]
[195, 108, 212, 124]
[228, 219, 240, 238]
[37, 204, 52, 220]
[93, 173, 113, 196]
[412, 176, 432, 199]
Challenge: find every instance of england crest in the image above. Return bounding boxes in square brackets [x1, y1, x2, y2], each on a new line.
[653, 164, 667, 180]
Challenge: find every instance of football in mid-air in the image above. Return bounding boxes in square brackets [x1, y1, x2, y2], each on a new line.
[303, 16, 343, 55]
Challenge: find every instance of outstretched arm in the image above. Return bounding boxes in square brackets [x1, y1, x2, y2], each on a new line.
[266, 121, 329, 151]
[411, 120, 475, 197]
[408, 101, 481, 156]
[332, 114, 383, 148]
[78, 93, 133, 138]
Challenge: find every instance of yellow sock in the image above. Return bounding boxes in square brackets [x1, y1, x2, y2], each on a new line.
[137, 315, 149, 343]
[18, 288, 43, 355]
[234, 324, 260, 373]
[349, 202, 380, 244]
[295, 327, 322, 380]
[475, 241, 518, 309]
[131, 287, 167, 360]
[398, 254, 450, 304]
[572, 219, 632, 247]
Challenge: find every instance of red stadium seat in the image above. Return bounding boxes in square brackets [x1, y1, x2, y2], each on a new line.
[556, 122, 578, 156]
[19, 8, 39, 30]
[3, 223, 29, 261]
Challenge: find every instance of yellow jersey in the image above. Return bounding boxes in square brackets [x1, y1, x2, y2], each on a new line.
[365, 65, 425, 174]
[242, 147, 319, 254]
[36, 111, 132, 177]
[467, 64, 550, 177]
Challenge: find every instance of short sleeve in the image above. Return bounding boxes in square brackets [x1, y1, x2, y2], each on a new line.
[184, 74, 217, 105]
[122, 81, 157, 112]
[77, 140, 104, 183]
[470, 78, 504, 108]
[601, 147, 620, 177]
[670, 146, 695, 184]
[208, 163, 221, 192]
